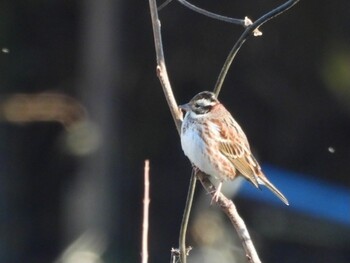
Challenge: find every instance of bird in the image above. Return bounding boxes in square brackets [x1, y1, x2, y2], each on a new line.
[179, 91, 289, 205]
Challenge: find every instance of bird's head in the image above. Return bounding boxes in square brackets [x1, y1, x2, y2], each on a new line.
[179, 91, 219, 115]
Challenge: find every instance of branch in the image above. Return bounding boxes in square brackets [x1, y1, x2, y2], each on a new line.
[148, 1, 300, 263]
[148, 1, 194, 262]
[176, 0, 245, 26]
[148, 0, 183, 133]
[141, 160, 150, 263]
[179, 169, 197, 263]
[159, 0, 259, 34]
[214, 0, 300, 96]
[196, 172, 261, 263]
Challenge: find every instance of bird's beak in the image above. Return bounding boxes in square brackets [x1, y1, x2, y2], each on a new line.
[179, 103, 191, 112]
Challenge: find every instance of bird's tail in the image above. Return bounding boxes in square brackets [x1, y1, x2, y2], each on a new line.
[257, 174, 289, 206]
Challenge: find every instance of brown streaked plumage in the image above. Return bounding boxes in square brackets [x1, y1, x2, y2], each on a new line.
[179, 91, 289, 205]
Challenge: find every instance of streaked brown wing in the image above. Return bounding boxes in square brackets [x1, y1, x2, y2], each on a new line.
[216, 117, 261, 187]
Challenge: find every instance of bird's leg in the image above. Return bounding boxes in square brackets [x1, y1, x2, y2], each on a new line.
[191, 163, 199, 175]
[190, 165, 222, 204]
[211, 181, 223, 204]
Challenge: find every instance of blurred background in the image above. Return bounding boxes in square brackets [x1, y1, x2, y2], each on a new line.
[0, 0, 349, 262]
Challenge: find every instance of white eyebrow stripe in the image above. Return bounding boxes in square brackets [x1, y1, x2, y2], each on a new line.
[196, 98, 214, 107]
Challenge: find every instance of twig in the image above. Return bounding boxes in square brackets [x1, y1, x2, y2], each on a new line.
[158, 0, 173, 11]
[148, 0, 183, 133]
[179, 169, 197, 263]
[196, 172, 261, 263]
[149, 1, 196, 262]
[176, 0, 245, 26]
[214, 0, 300, 96]
[142, 160, 150, 263]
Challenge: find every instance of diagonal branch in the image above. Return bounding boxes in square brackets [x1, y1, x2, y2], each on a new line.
[157, 0, 173, 11]
[196, 172, 261, 263]
[214, 0, 300, 96]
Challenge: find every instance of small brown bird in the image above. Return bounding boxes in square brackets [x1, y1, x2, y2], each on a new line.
[179, 91, 288, 205]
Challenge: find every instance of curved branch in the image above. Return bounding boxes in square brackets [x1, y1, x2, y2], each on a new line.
[214, 0, 300, 96]
[177, 0, 245, 26]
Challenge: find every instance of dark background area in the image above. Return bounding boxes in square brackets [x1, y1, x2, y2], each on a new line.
[0, 0, 349, 263]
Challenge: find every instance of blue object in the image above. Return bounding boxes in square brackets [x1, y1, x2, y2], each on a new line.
[238, 164, 350, 225]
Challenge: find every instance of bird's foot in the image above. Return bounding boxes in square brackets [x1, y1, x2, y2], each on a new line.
[210, 182, 223, 205]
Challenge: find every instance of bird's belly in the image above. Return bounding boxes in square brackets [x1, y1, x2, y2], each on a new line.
[181, 127, 222, 179]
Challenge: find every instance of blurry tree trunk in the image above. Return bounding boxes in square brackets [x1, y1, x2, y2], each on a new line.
[61, 0, 121, 259]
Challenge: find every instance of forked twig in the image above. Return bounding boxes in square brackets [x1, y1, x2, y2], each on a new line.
[142, 160, 150, 263]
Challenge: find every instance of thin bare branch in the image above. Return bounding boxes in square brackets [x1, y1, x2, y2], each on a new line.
[214, 0, 300, 96]
[177, 0, 245, 26]
[196, 172, 261, 263]
[142, 160, 150, 263]
[149, 0, 194, 262]
[179, 169, 197, 263]
[148, 0, 183, 133]
[158, 0, 173, 11]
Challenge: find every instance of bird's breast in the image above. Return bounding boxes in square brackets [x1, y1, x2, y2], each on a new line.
[181, 119, 221, 178]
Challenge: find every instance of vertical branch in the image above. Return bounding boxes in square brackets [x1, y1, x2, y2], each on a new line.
[178, 169, 197, 263]
[148, 0, 183, 133]
[148, 1, 195, 262]
[142, 160, 150, 263]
